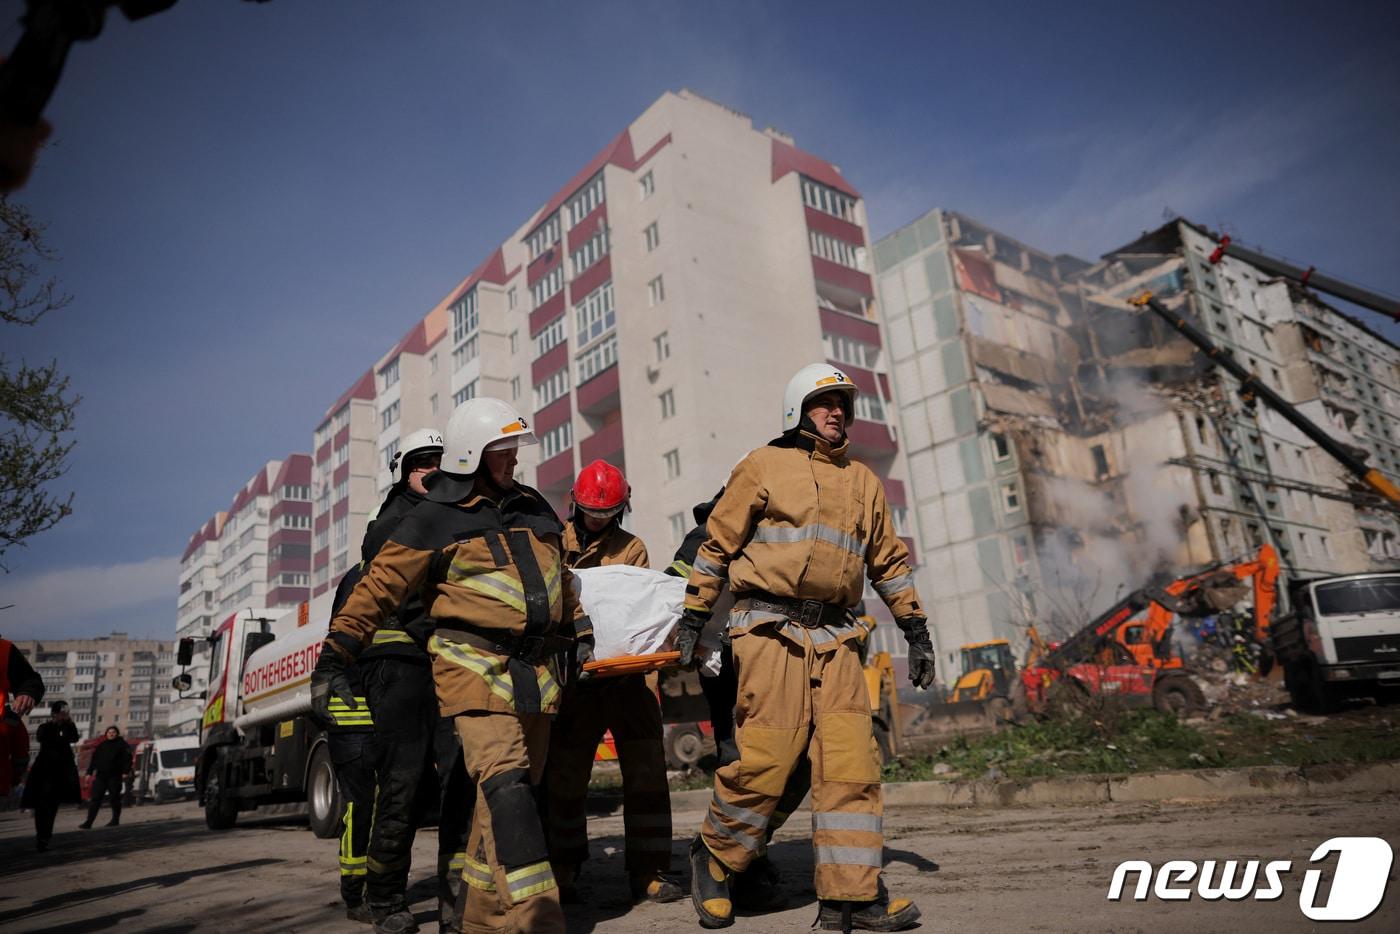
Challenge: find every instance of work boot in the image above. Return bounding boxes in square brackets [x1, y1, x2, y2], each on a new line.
[78, 821, 93, 830]
[688, 835, 734, 928]
[815, 888, 921, 932]
[105, 819, 120, 827]
[731, 854, 783, 910]
[345, 903, 374, 924]
[630, 870, 684, 903]
[437, 897, 460, 933]
[371, 905, 418, 934]
[554, 862, 583, 904]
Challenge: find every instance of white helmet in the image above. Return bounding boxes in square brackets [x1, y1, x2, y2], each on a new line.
[781, 363, 858, 432]
[426, 398, 536, 502]
[390, 427, 443, 482]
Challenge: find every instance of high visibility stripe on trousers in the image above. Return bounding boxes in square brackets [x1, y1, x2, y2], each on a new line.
[504, 860, 557, 901]
[430, 635, 563, 710]
[812, 811, 884, 874]
[462, 853, 495, 892]
[340, 802, 367, 877]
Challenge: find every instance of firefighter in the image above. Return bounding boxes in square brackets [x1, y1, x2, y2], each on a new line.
[544, 460, 682, 905]
[313, 398, 586, 934]
[325, 566, 377, 924]
[676, 364, 936, 932]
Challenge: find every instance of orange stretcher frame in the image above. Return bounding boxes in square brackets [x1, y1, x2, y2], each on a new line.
[581, 651, 681, 678]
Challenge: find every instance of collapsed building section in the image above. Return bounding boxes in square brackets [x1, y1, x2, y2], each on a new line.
[875, 211, 1400, 681]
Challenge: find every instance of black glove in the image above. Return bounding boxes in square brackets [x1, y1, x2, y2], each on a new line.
[897, 616, 936, 690]
[575, 636, 596, 682]
[310, 633, 361, 728]
[674, 609, 709, 669]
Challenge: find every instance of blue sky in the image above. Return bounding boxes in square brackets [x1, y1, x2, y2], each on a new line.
[3, 0, 1398, 640]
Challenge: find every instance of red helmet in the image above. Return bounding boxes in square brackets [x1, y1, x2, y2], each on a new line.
[573, 459, 629, 518]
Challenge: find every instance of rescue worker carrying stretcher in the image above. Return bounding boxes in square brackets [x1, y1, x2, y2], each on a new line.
[676, 364, 937, 932]
[544, 460, 683, 905]
[314, 398, 589, 934]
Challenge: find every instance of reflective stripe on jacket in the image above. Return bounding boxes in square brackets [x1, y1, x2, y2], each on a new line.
[563, 519, 650, 571]
[683, 430, 921, 637]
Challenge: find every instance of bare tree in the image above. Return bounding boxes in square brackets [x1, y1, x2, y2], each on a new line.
[0, 197, 78, 568]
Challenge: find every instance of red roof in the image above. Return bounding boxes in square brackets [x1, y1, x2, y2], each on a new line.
[523, 130, 673, 239]
[180, 512, 226, 563]
[770, 137, 859, 198]
[273, 453, 313, 488]
[444, 247, 514, 307]
[322, 369, 376, 424]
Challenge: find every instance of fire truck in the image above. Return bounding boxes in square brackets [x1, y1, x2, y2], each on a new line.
[174, 594, 346, 837]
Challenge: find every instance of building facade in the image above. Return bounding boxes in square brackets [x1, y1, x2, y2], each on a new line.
[15, 634, 177, 739]
[874, 210, 1400, 682]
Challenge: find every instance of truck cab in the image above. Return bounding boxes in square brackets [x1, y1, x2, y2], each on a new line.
[1274, 571, 1400, 711]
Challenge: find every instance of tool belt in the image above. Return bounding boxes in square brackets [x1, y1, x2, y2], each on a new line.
[733, 590, 852, 628]
[435, 626, 574, 665]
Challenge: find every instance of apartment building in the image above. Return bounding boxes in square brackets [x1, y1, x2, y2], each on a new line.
[305, 90, 916, 656]
[14, 634, 177, 739]
[874, 209, 1400, 680]
[170, 455, 311, 733]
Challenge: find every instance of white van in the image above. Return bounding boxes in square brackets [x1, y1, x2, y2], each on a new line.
[147, 734, 201, 803]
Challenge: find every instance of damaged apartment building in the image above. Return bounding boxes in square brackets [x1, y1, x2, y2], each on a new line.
[874, 210, 1400, 678]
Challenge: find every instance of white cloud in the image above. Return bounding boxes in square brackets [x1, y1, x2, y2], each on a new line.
[0, 555, 179, 640]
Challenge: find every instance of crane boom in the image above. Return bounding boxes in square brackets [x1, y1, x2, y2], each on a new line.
[1209, 236, 1400, 322]
[1131, 291, 1400, 507]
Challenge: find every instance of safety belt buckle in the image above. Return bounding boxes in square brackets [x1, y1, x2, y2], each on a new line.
[514, 635, 546, 664]
[800, 600, 825, 628]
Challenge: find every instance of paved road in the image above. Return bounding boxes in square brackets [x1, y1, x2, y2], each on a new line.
[1, 788, 1396, 932]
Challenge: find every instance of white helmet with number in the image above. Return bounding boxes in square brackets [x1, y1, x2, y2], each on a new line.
[781, 363, 859, 431]
[425, 398, 536, 503]
[390, 427, 444, 482]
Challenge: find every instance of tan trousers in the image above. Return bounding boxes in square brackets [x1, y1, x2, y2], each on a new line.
[454, 712, 564, 933]
[700, 627, 884, 901]
[545, 674, 673, 875]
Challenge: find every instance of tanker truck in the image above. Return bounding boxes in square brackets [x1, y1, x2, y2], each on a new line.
[173, 594, 349, 837]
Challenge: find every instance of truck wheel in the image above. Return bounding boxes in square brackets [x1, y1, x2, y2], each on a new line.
[664, 725, 705, 771]
[1301, 662, 1340, 714]
[1153, 675, 1205, 718]
[204, 766, 238, 831]
[306, 744, 344, 839]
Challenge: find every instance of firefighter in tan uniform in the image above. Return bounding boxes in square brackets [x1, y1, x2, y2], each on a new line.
[313, 398, 590, 934]
[676, 364, 936, 932]
[544, 460, 683, 905]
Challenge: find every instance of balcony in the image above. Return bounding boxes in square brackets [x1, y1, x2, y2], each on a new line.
[847, 419, 897, 459]
[577, 363, 620, 416]
[529, 291, 566, 336]
[580, 418, 625, 466]
[536, 448, 575, 492]
[812, 255, 873, 299]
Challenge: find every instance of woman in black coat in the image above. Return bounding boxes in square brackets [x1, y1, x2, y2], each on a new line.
[20, 700, 81, 851]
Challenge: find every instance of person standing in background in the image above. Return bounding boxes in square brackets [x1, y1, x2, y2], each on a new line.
[21, 700, 81, 851]
[79, 726, 131, 829]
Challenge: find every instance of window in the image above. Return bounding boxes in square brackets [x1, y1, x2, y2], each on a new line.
[382, 440, 400, 469]
[378, 357, 399, 391]
[429, 353, 438, 374]
[453, 380, 478, 408]
[1000, 480, 1021, 513]
[452, 334, 479, 371]
[510, 376, 520, 401]
[333, 516, 348, 550]
[530, 264, 564, 309]
[535, 316, 567, 358]
[508, 287, 517, 310]
[540, 422, 573, 459]
[574, 282, 616, 347]
[659, 389, 675, 419]
[451, 289, 479, 344]
[991, 432, 1012, 462]
[534, 368, 570, 410]
[282, 512, 310, 530]
[663, 448, 681, 480]
[809, 230, 861, 269]
[567, 173, 605, 225]
[577, 333, 618, 384]
[654, 331, 670, 362]
[855, 394, 885, 423]
[315, 528, 328, 550]
[380, 400, 400, 431]
[643, 222, 660, 252]
[281, 572, 309, 586]
[1208, 469, 1223, 495]
[1091, 444, 1110, 480]
[824, 331, 880, 369]
[801, 177, 857, 222]
[526, 214, 561, 258]
[333, 444, 349, 467]
[647, 275, 665, 307]
[335, 478, 348, 501]
[509, 330, 519, 355]
[570, 228, 609, 276]
[333, 405, 350, 431]
[639, 170, 654, 199]
[669, 512, 687, 544]
[429, 393, 438, 415]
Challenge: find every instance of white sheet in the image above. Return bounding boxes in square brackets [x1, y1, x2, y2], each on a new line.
[571, 565, 726, 675]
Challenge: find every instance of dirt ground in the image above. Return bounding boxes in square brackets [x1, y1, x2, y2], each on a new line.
[1, 788, 1396, 933]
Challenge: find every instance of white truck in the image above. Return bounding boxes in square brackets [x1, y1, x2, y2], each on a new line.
[1273, 571, 1400, 712]
[173, 594, 350, 837]
[143, 734, 201, 804]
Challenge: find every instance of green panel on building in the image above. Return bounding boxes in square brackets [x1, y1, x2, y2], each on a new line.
[959, 436, 987, 484]
[977, 535, 1004, 586]
[878, 277, 902, 314]
[933, 295, 959, 339]
[969, 486, 996, 537]
[986, 591, 1012, 637]
[896, 228, 919, 264]
[874, 238, 902, 273]
[924, 249, 951, 297]
[950, 385, 976, 434]
[941, 341, 968, 386]
[915, 212, 944, 251]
